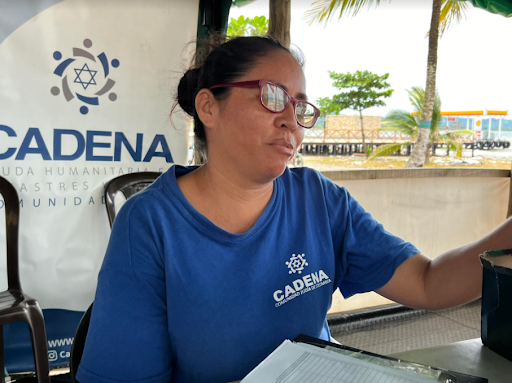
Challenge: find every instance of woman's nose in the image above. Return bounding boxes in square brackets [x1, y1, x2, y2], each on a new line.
[278, 102, 299, 130]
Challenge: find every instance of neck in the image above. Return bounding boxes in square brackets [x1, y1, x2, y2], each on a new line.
[177, 163, 275, 234]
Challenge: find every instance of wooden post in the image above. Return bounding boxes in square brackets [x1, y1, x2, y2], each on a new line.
[269, 0, 291, 48]
[507, 160, 512, 219]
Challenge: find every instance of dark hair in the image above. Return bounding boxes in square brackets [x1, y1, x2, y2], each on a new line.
[175, 35, 304, 161]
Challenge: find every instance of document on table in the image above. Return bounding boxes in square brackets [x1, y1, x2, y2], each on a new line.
[241, 340, 438, 383]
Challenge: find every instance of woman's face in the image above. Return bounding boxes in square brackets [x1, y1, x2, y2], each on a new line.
[206, 50, 307, 184]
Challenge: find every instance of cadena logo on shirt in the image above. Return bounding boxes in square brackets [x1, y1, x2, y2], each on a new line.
[274, 253, 332, 307]
[286, 253, 308, 274]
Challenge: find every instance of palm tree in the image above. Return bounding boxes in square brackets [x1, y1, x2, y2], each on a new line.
[368, 87, 474, 161]
[407, 0, 442, 168]
[304, 0, 468, 167]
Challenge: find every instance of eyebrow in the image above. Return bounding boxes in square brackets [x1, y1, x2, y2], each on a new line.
[274, 81, 308, 101]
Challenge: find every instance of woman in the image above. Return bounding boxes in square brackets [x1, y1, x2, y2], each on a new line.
[76, 36, 512, 383]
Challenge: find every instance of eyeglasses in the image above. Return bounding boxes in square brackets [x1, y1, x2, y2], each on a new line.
[209, 80, 320, 129]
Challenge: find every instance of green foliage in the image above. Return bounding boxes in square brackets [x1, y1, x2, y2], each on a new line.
[232, 0, 258, 6]
[402, 86, 444, 143]
[316, 96, 342, 116]
[304, 0, 468, 36]
[369, 86, 475, 160]
[442, 129, 476, 157]
[228, 15, 248, 36]
[381, 109, 418, 135]
[304, 0, 387, 25]
[227, 15, 269, 36]
[317, 70, 393, 117]
[370, 142, 410, 158]
[439, 1, 469, 35]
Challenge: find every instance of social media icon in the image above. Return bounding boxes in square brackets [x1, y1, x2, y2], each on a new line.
[48, 350, 58, 362]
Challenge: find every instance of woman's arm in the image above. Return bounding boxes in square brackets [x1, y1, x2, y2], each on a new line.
[376, 217, 512, 311]
[76, 198, 172, 383]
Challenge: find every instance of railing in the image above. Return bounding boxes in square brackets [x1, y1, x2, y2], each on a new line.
[436, 131, 475, 144]
[304, 129, 475, 144]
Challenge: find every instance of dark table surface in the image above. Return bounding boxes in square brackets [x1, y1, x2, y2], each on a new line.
[390, 338, 512, 383]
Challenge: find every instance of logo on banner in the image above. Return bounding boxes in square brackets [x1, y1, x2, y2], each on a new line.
[51, 39, 120, 115]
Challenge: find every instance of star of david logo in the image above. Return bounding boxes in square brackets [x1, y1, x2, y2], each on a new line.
[51, 38, 120, 115]
[73, 63, 97, 90]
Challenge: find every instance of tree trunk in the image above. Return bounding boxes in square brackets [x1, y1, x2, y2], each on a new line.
[269, 0, 291, 48]
[406, 0, 442, 168]
[426, 140, 433, 162]
[359, 110, 368, 158]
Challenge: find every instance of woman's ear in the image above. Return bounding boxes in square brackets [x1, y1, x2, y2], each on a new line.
[195, 89, 218, 130]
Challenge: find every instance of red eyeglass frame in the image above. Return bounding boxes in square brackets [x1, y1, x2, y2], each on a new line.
[208, 79, 320, 129]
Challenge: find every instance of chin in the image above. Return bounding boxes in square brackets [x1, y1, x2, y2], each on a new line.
[265, 163, 288, 180]
[253, 156, 291, 182]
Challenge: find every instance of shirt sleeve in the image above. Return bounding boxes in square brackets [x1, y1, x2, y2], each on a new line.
[76, 196, 173, 383]
[320, 175, 421, 299]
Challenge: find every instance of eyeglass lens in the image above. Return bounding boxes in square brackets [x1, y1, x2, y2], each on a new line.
[261, 83, 317, 128]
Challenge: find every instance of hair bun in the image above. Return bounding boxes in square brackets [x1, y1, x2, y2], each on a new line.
[177, 67, 201, 116]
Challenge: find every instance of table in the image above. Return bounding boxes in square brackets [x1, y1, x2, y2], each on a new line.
[390, 338, 512, 383]
[235, 338, 512, 383]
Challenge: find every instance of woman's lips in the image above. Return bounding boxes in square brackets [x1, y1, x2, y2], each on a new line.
[269, 140, 294, 156]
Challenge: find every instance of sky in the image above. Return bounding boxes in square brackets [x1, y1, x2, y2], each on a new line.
[229, 0, 512, 118]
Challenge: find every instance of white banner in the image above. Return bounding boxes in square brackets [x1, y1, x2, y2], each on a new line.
[0, 0, 197, 370]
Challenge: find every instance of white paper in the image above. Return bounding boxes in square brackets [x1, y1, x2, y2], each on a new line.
[242, 340, 438, 383]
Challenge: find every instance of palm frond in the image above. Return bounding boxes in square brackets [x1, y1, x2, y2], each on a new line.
[439, 0, 468, 36]
[443, 129, 477, 137]
[381, 109, 418, 136]
[436, 137, 462, 153]
[368, 143, 410, 160]
[406, 86, 443, 131]
[384, 109, 417, 123]
[406, 87, 426, 115]
[431, 91, 443, 130]
[303, 0, 387, 26]
[378, 125, 414, 135]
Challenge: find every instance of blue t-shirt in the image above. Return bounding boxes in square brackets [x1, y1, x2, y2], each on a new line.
[77, 165, 419, 383]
